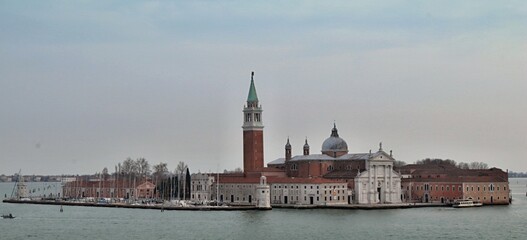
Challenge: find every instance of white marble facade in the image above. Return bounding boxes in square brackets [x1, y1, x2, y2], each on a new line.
[354, 150, 402, 204]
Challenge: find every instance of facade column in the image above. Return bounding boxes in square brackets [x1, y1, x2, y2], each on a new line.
[389, 165, 393, 202]
[384, 165, 388, 203]
[373, 165, 378, 203]
[368, 164, 372, 204]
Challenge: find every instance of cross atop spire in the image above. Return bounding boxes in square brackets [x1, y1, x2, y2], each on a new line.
[247, 71, 258, 103]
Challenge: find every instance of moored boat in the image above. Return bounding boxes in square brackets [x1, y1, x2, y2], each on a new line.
[452, 199, 483, 208]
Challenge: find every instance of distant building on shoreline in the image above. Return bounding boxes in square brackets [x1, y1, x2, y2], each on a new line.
[190, 72, 509, 207]
[191, 72, 402, 206]
[398, 164, 510, 204]
[62, 179, 157, 200]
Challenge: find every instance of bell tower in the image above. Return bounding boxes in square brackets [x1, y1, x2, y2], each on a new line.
[243, 72, 264, 173]
[285, 138, 292, 161]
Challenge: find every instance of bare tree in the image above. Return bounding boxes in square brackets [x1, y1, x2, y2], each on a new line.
[174, 161, 188, 200]
[153, 162, 168, 181]
[457, 162, 470, 169]
[175, 161, 187, 177]
[469, 161, 489, 170]
[393, 160, 406, 168]
[122, 158, 135, 175]
[415, 158, 456, 166]
[135, 158, 150, 183]
[135, 158, 151, 176]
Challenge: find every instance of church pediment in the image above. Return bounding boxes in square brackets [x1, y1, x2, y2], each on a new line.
[370, 151, 394, 161]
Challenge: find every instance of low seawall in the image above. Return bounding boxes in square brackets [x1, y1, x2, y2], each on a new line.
[272, 203, 446, 209]
[2, 199, 265, 211]
[3, 199, 451, 211]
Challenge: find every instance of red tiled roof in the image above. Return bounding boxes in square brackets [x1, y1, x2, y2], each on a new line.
[398, 164, 507, 183]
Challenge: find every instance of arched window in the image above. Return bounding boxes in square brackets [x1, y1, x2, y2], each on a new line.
[327, 165, 334, 171]
[290, 164, 298, 171]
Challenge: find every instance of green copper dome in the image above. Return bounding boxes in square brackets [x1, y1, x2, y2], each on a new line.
[247, 71, 258, 103]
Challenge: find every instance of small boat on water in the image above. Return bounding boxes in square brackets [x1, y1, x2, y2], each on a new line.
[452, 199, 483, 208]
[2, 214, 15, 219]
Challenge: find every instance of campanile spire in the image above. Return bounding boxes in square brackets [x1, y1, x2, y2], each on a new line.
[243, 71, 264, 173]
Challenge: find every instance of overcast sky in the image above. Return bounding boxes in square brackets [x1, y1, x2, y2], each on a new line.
[1, 1, 526, 175]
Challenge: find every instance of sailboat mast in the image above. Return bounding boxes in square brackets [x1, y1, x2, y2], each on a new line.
[10, 170, 21, 199]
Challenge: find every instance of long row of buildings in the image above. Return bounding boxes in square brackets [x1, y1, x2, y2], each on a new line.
[61, 72, 510, 207]
[188, 72, 510, 207]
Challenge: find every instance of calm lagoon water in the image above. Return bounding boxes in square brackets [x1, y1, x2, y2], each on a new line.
[1, 179, 527, 240]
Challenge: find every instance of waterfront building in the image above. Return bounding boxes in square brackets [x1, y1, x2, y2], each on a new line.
[192, 71, 510, 207]
[190, 72, 401, 206]
[398, 164, 510, 205]
[268, 129, 402, 204]
[63, 179, 157, 200]
[190, 173, 215, 202]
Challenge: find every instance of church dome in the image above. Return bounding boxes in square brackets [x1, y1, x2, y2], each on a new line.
[321, 124, 348, 154]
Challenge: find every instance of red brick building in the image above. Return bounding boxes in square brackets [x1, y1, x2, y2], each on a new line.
[398, 164, 510, 205]
[192, 72, 402, 206]
[63, 179, 157, 200]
